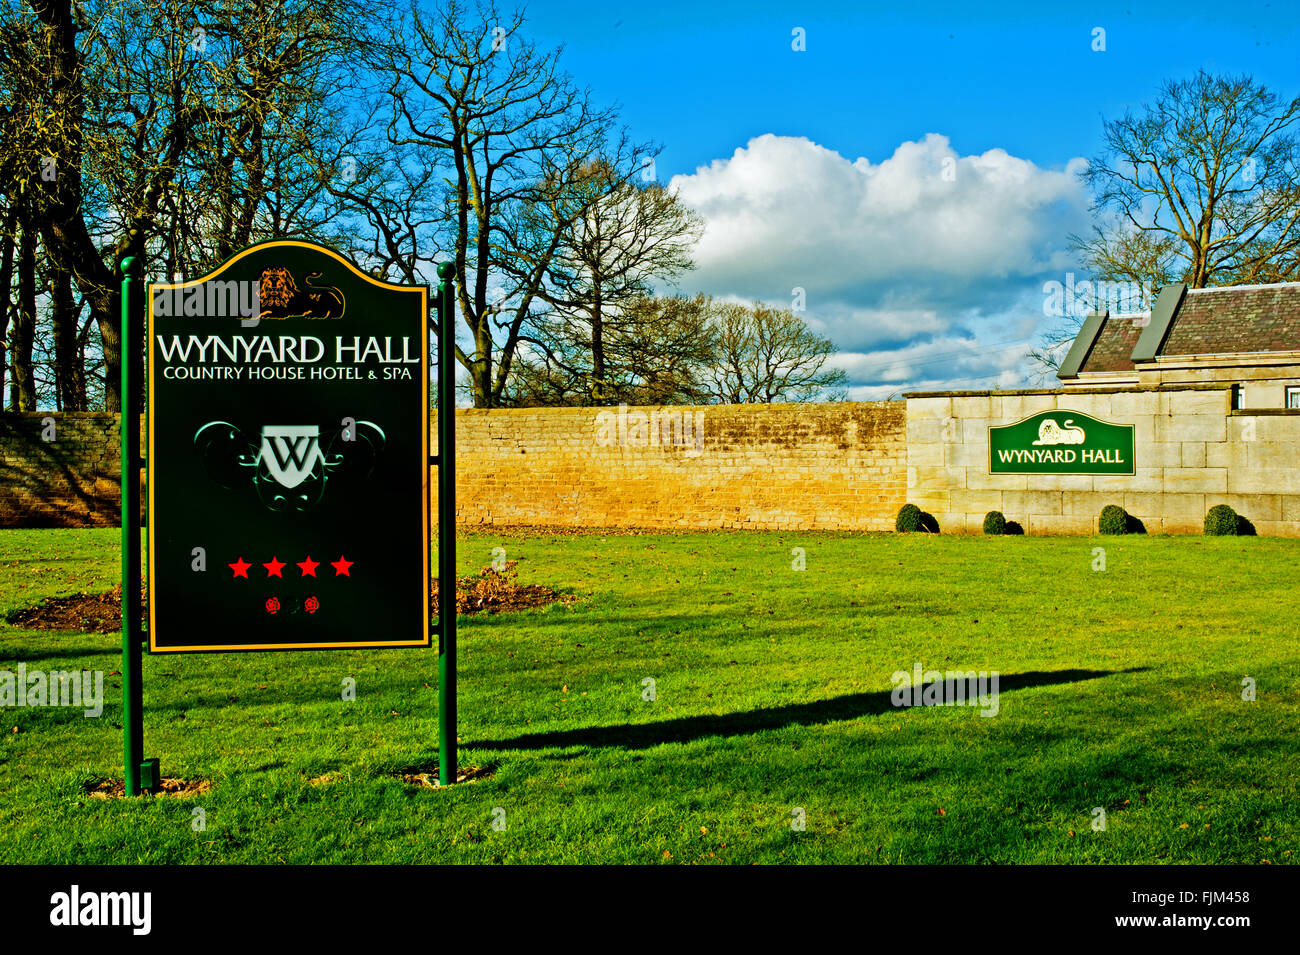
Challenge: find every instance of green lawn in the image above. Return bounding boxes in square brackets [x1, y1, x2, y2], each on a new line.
[0, 527, 1297, 864]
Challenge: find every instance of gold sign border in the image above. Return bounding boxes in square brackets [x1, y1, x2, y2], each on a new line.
[147, 239, 431, 653]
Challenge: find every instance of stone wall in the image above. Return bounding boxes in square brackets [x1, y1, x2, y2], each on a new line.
[433, 402, 908, 531]
[1, 403, 909, 532]
[14, 393, 1296, 536]
[905, 387, 1300, 536]
[0, 413, 145, 527]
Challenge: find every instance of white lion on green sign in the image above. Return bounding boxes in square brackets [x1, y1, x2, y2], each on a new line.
[1032, 418, 1086, 446]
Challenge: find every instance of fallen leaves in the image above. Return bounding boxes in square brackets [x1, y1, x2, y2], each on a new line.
[431, 561, 576, 615]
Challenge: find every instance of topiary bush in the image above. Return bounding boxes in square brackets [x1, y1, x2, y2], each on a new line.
[896, 503, 922, 533]
[1099, 504, 1128, 535]
[983, 510, 1006, 535]
[1205, 504, 1239, 536]
[896, 504, 939, 533]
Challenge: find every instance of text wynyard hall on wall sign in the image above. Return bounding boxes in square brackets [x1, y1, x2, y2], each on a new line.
[148, 240, 430, 652]
[988, 411, 1136, 475]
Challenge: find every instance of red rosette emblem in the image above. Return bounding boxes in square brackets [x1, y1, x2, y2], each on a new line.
[304, 596, 320, 614]
[265, 597, 280, 614]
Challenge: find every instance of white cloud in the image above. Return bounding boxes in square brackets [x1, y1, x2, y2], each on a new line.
[672, 133, 1086, 290]
[667, 133, 1090, 393]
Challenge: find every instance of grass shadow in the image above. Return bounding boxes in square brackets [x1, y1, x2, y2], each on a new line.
[475, 667, 1149, 752]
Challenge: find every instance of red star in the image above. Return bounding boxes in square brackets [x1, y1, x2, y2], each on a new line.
[297, 556, 320, 577]
[263, 556, 286, 578]
[229, 557, 251, 579]
[330, 555, 354, 577]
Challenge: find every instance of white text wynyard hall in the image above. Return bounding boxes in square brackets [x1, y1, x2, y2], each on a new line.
[155, 334, 419, 381]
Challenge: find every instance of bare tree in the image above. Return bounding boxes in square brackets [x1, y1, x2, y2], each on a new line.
[704, 302, 847, 404]
[1078, 71, 1300, 288]
[523, 159, 703, 404]
[506, 292, 715, 406]
[371, 0, 648, 407]
[8, 0, 367, 410]
[1031, 70, 1300, 374]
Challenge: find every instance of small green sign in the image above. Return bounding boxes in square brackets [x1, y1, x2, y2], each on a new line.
[988, 410, 1135, 475]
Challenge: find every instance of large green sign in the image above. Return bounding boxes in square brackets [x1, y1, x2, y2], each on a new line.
[988, 410, 1135, 475]
[147, 240, 430, 652]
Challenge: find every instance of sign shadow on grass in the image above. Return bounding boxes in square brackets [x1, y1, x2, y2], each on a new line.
[474, 667, 1150, 752]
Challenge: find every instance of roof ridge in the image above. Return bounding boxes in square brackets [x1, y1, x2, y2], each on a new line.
[1185, 281, 1300, 294]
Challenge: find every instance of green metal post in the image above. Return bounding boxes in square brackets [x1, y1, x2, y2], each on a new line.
[436, 262, 457, 786]
[120, 258, 144, 796]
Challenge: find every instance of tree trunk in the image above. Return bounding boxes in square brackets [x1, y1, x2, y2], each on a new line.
[0, 205, 17, 405]
[589, 285, 605, 404]
[50, 266, 86, 410]
[94, 292, 123, 412]
[10, 214, 37, 411]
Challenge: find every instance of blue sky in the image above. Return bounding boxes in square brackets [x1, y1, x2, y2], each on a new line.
[515, 0, 1300, 396]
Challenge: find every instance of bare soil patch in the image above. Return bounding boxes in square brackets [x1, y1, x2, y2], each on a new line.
[8, 562, 571, 633]
[5, 584, 143, 633]
[432, 560, 575, 615]
[84, 776, 212, 798]
[395, 764, 494, 788]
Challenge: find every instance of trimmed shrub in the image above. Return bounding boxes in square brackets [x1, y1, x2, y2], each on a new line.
[1004, 520, 1025, 535]
[983, 511, 1007, 535]
[1205, 504, 1239, 536]
[896, 503, 922, 533]
[1099, 505, 1128, 535]
[896, 504, 939, 533]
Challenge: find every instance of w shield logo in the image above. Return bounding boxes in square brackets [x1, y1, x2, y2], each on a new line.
[258, 425, 326, 489]
[194, 419, 386, 512]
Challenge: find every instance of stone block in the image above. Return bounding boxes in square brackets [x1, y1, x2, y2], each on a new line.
[949, 442, 987, 468]
[1253, 520, 1300, 538]
[1221, 494, 1282, 522]
[961, 418, 991, 444]
[1155, 415, 1226, 443]
[1109, 391, 1160, 418]
[1138, 441, 1182, 468]
[1229, 467, 1300, 495]
[948, 488, 1006, 513]
[1062, 490, 1118, 517]
[1000, 394, 1059, 420]
[907, 418, 946, 444]
[1181, 442, 1206, 468]
[1163, 467, 1227, 494]
[1204, 441, 1236, 469]
[1030, 473, 1096, 491]
[1001, 489, 1063, 515]
[1246, 442, 1297, 471]
[1092, 468, 1165, 493]
[907, 441, 945, 468]
[908, 397, 951, 420]
[1162, 390, 1230, 416]
[1128, 492, 1200, 524]
[951, 396, 991, 418]
[1028, 514, 1094, 535]
[1058, 394, 1111, 419]
[965, 470, 1028, 490]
